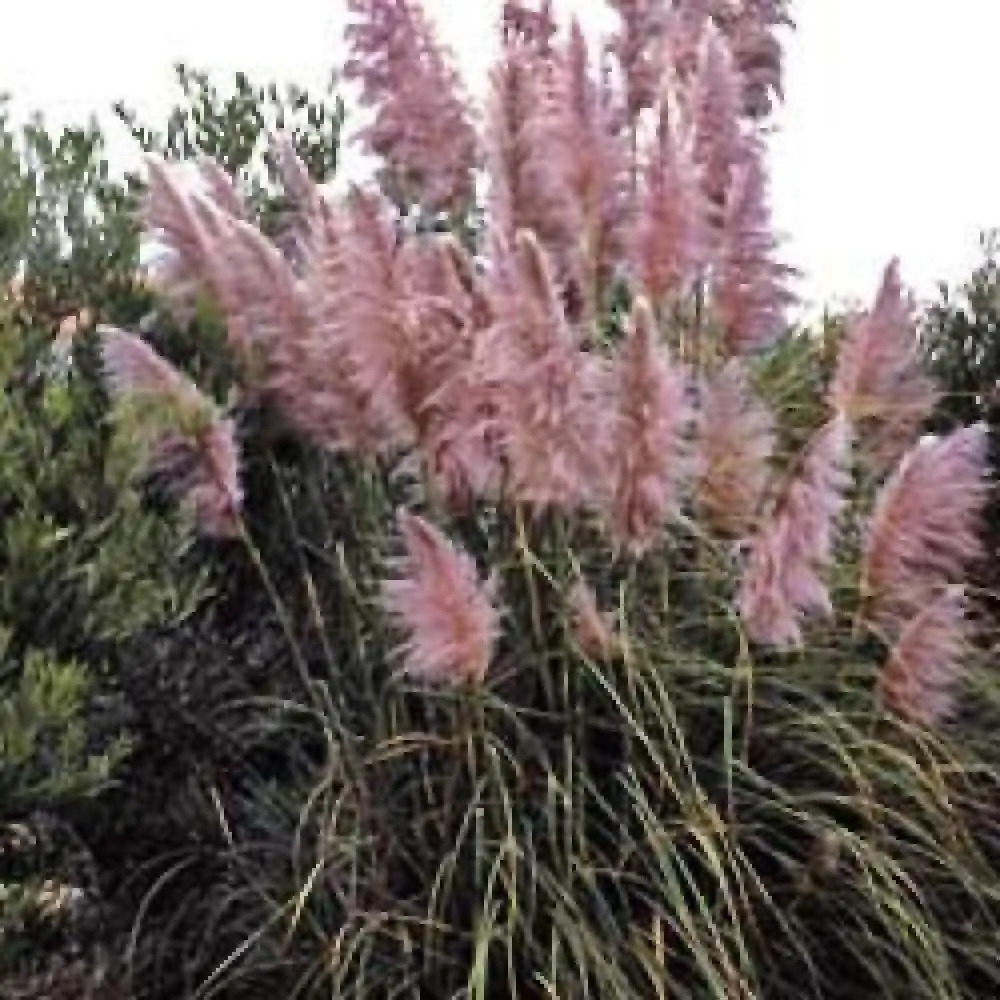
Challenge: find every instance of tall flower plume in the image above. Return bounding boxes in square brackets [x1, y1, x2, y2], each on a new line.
[688, 22, 747, 210]
[830, 259, 938, 477]
[662, 0, 712, 86]
[195, 158, 247, 220]
[695, 359, 775, 538]
[861, 424, 989, 637]
[739, 416, 851, 647]
[878, 586, 968, 726]
[502, 0, 557, 50]
[484, 35, 580, 298]
[711, 152, 794, 354]
[268, 134, 335, 271]
[145, 158, 308, 375]
[382, 510, 501, 685]
[397, 232, 501, 504]
[629, 109, 711, 306]
[317, 190, 476, 457]
[483, 230, 608, 511]
[607, 0, 669, 125]
[714, 0, 791, 118]
[100, 327, 242, 538]
[604, 296, 688, 555]
[540, 20, 630, 320]
[344, 0, 478, 214]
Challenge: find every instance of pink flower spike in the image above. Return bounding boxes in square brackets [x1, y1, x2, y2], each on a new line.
[879, 586, 968, 726]
[714, 0, 791, 118]
[862, 424, 990, 637]
[100, 327, 243, 538]
[630, 111, 711, 306]
[711, 151, 795, 354]
[607, 0, 668, 124]
[344, 0, 478, 213]
[695, 359, 775, 538]
[382, 511, 501, 686]
[605, 296, 689, 556]
[689, 22, 745, 209]
[830, 259, 938, 476]
[739, 416, 852, 648]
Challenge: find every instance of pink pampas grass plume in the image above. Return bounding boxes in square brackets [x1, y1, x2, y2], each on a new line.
[662, 0, 712, 85]
[483, 231, 608, 511]
[607, 0, 669, 124]
[144, 161, 294, 371]
[605, 296, 688, 555]
[382, 510, 501, 685]
[195, 158, 247, 220]
[100, 326, 242, 537]
[711, 152, 795, 354]
[862, 424, 989, 636]
[541, 20, 630, 320]
[568, 580, 620, 660]
[695, 359, 775, 538]
[830, 259, 938, 477]
[688, 22, 746, 209]
[714, 0, 790, 118]
[739, 415, 851, 647]
[484, 40, 580, 295]
[629, 110, 711, 306]
[322, 192, 476, 452]
[502, 1, 557, 50]
[878, 586, 968, 726]
[344, 0, 478, 213]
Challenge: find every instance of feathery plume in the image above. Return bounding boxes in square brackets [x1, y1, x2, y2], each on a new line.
[502, 0, 557, 51]
[605, 296, 688, 555]
[830, 259, 938, 477]
[607, 0, 669, 124]
[484, 39, 580, 291]
[344, 0, 478, 213]
[861, 425, 989, 636]
[695, 359, 775, 537]
[629, 109, 711, 305]
[382, 510, 500, 685]
[321, 191, 473, 452]
[195, 158, 247, 220]
[662, 0, 712, 85]
[483, 231, 608, 511]
[143, 156, 222, 321]
[144, 160, 292, 370]
[711, 152, 794, 354]
[739, 416, 851, 647]
[541, 20, 630, 319]
[688, 22, 746, 209]
[568, 580, 619, 660]
[878, 586, 968, 726]
[267, 134, 334, 271]
[100, 327, 242, 537]
[715, 0, 791, 119]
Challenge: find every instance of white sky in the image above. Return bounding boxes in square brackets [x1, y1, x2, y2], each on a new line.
[2, 0, 998, 313]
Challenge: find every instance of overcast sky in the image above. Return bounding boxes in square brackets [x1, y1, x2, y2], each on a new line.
[2, 0, 998, 312]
